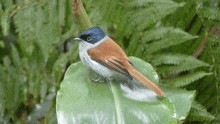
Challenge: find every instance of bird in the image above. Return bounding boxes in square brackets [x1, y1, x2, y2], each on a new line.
[74, 27, 164, 96]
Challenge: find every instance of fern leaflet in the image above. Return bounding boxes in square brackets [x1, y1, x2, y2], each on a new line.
[166, 71, 212, 87]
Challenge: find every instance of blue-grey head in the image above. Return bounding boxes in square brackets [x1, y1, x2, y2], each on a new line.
[74, 27, 106, 44]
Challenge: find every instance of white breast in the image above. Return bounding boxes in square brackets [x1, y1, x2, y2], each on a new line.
[78, 36, 114, 78]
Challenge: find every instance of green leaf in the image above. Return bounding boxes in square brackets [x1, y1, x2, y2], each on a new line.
[56, 57, 195, 123]
[129, 57, 160, 85]
[166, 71, 213, 87]
[161, 84, 195, 120]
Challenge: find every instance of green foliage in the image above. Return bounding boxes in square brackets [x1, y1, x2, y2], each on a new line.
[145, 28, 198, 54]
[199, 7, 220, 29]
[187, 101, 215, 122]
[0, 0, 219, 123]
[0, 42, 56, 122]
[0, 0, 78, 123]
[152, 54, 210, 75]
[130, 2, 184, 30]
[166, 71, 213, 87]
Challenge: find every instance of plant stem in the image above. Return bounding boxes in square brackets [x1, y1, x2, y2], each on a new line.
[73, 0, 93, 30]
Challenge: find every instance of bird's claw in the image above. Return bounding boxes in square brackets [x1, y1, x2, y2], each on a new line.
[90, 77, 104, 83]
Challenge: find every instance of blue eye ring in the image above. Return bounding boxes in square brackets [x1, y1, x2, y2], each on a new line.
[87, 36, 92, 42]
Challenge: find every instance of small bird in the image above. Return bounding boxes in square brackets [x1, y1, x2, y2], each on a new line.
[74, 27, 164, 96]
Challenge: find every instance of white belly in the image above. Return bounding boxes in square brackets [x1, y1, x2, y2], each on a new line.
[79, 40, 114, 78]
[79, 51, 114, 78]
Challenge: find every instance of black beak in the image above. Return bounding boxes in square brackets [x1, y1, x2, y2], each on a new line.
[74, 38, 82, 41]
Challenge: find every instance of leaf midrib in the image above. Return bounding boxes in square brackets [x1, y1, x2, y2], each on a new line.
[110, 81, 123, 124]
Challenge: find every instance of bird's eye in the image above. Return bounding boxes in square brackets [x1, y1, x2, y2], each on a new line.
[87, 36, 92, 42]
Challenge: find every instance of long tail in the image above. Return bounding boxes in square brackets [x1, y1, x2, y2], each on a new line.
[128, 69, 164, 96]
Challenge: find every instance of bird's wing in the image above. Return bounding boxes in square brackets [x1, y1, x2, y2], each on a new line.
[88, 38, 164, 95]
[87, 38, 133, 79]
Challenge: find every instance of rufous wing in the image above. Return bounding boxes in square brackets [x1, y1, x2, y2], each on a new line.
[88, 38, 133, 79]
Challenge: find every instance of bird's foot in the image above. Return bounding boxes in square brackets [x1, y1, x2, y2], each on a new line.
[105, 78, 111, 82]
[90, 77, 104, 83]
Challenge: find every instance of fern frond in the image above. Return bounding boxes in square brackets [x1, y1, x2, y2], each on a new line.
[152, 54, 209, 65]
[146, 29, 198, 54]
[53, 42, 79, 74]
[132, 2, 184, 30]
[155, 54, 210, 76]
[126, 32, 141, 56]
[187, 101, 215, 122]
[195, 76, 216, 101]
[166, 71, 212, 87]
[142, 27, 174, 42]
[199, 7, 220, 21]
[1, 12, 10, 36]
[199, 6, 220, 29]
[13, 1, 66, 59]
[188, 17, 202, 35]
[203, 94, 218, 111]
[129, 0, 180, 6]
[58, 0, 65, 26]
[157, 62, 209, 76]
[184, 28, 206, 55]
[11, 43, 23, 73]
[3, 56, 13, 75]
[151, 54, 181, 66]
[0, 64, 6, 82]
[177, 2, 196, 30]
[196, 0, 210, 2]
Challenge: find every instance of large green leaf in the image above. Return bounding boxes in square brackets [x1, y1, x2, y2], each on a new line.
[56, 57, 195, 124]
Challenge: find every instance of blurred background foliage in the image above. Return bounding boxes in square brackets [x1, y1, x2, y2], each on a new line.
[0, 0, 219, 123]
